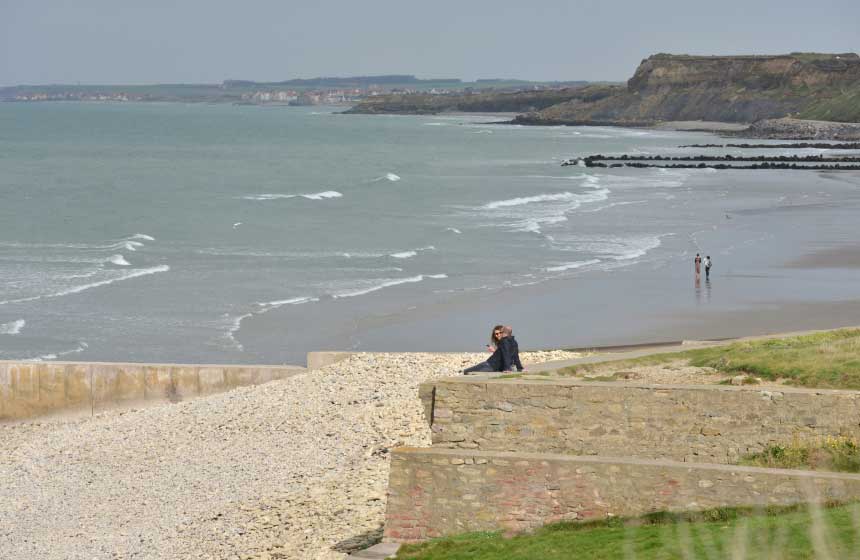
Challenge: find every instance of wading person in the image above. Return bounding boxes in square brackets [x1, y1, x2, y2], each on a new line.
[694, 253, 702, 277]
[704, 255, 712, 279]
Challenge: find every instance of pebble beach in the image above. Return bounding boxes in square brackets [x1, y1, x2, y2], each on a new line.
[0, 350, 577, 560]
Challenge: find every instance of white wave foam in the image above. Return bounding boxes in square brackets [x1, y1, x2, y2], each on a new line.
[519, 215, 568, 234]
[60, 341, 88, 356]
[300, 191, 342, 200]
[446, 228, 462, 234]
[232, 222, 242, 229]
[581, 200, 648, 213]
[423, 122, 446, 126]
[0, 265, 170, 306]
[242, 191, 342, 201]
[386, 173, 401, 182]
[390, 251, 417, 259]
[611, 236, 664, 261]
[477, 177, 610, 234]
[256, 296, 319, 310]
[25, 342, 88, 362]
[109, 254, 130, 266]
[131, 234, 155, 241]
[333, 274, 446, 299]
[59, 269, 102, 280]
[567, 235, 667, 262]
[123, 241, 144, 251]
[220, 296, 318, 351]
[545, 259, 601, 272]
[26, 353, 56, 362]
[389, 245, 435, 259]
[223, 313, 253, 351]
[484, 192, 577, 209]
[0, 319, 25, 335]
[241, 194, 296, 201]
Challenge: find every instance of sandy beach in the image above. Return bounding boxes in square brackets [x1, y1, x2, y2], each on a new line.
[0, 350, 575, 560]
[784, 246, 860, 269]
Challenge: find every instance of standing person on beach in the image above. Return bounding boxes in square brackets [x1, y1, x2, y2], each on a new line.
[694, 253, 702, 276]
[704, 255, 712, 279]
[463, 325, 512, 374]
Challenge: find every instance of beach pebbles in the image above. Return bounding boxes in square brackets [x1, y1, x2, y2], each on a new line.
[0, 350, 577, 560]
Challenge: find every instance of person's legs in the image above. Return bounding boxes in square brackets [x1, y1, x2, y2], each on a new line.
[463, 361, 495, 374]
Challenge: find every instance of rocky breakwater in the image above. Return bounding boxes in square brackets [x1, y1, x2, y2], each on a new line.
[574, 153, 860, 171]
[514, 52, 860, 130]
[0, 350, 577, 560]
[731, 118, 860, 141]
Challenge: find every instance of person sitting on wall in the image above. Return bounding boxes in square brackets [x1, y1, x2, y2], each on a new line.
[501, 325, 524, 372]
[463, 325, 514, 374]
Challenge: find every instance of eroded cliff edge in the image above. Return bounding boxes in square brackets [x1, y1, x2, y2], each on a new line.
[347, 53, 860, 138]
[516, 53, 860, 126]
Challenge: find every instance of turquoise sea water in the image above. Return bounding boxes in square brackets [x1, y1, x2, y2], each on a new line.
[1, 103, 859, 364]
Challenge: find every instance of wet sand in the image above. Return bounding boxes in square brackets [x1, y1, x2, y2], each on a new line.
[785, 246, 860, 269]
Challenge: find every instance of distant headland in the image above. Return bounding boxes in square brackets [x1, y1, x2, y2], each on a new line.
[347, 53, 860, 139]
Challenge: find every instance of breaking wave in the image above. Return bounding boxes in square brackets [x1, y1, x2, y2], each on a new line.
[0, 319, 25, 335]
[484, 192, 579, 209]
[241, 191, 343, 201]
[545, 259, 602, 272]
[0, 265, 170, 306]
[333, 274, 447, 299]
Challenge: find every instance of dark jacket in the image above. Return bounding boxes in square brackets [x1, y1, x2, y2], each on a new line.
[508, 336, 524, 372]
[486, 336, 522, 372]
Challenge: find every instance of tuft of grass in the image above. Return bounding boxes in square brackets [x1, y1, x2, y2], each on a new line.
[742, 436, 860, 473]
[559, 329, 860, 389]
[395, 502, 860, 559]
[683, 329, 860, 389]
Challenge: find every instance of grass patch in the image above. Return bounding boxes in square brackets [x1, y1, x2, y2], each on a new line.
[742, 436, 860, 473]
[559, 329, 860, 389]
[396, 502, 860, 559]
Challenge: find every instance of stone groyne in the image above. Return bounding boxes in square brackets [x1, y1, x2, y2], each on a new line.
[0, 360, 304, 422]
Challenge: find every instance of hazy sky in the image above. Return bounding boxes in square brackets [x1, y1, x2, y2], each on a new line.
[2, 0, 858, 86]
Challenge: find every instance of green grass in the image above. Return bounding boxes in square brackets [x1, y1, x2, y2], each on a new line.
[396, 503, 860, 559]
[742, 437, 860, 473]
[559, 329, 860, 389]
[799, 89, 860, 122]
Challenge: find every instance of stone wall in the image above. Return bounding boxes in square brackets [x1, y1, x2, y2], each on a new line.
[422, 378, 860, 463]
[384, 448, 860, 542]
[0, 360, 304, 422]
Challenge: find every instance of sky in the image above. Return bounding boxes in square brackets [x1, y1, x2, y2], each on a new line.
[1, 0, 858, 86]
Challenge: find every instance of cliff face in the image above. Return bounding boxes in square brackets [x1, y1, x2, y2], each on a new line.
[519, 53, 860, 125]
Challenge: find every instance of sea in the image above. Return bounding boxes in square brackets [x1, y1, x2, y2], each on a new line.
[1, 102, 859, 365]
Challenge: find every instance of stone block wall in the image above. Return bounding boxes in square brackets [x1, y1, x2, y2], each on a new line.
[422, 379, 860, 463]
[384, 448, 860, 542]
[0, 361, 304, 422]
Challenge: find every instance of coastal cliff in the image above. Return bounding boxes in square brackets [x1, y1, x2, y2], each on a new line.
[516, 53, 860, 125]
[347, 53, 860, 136]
